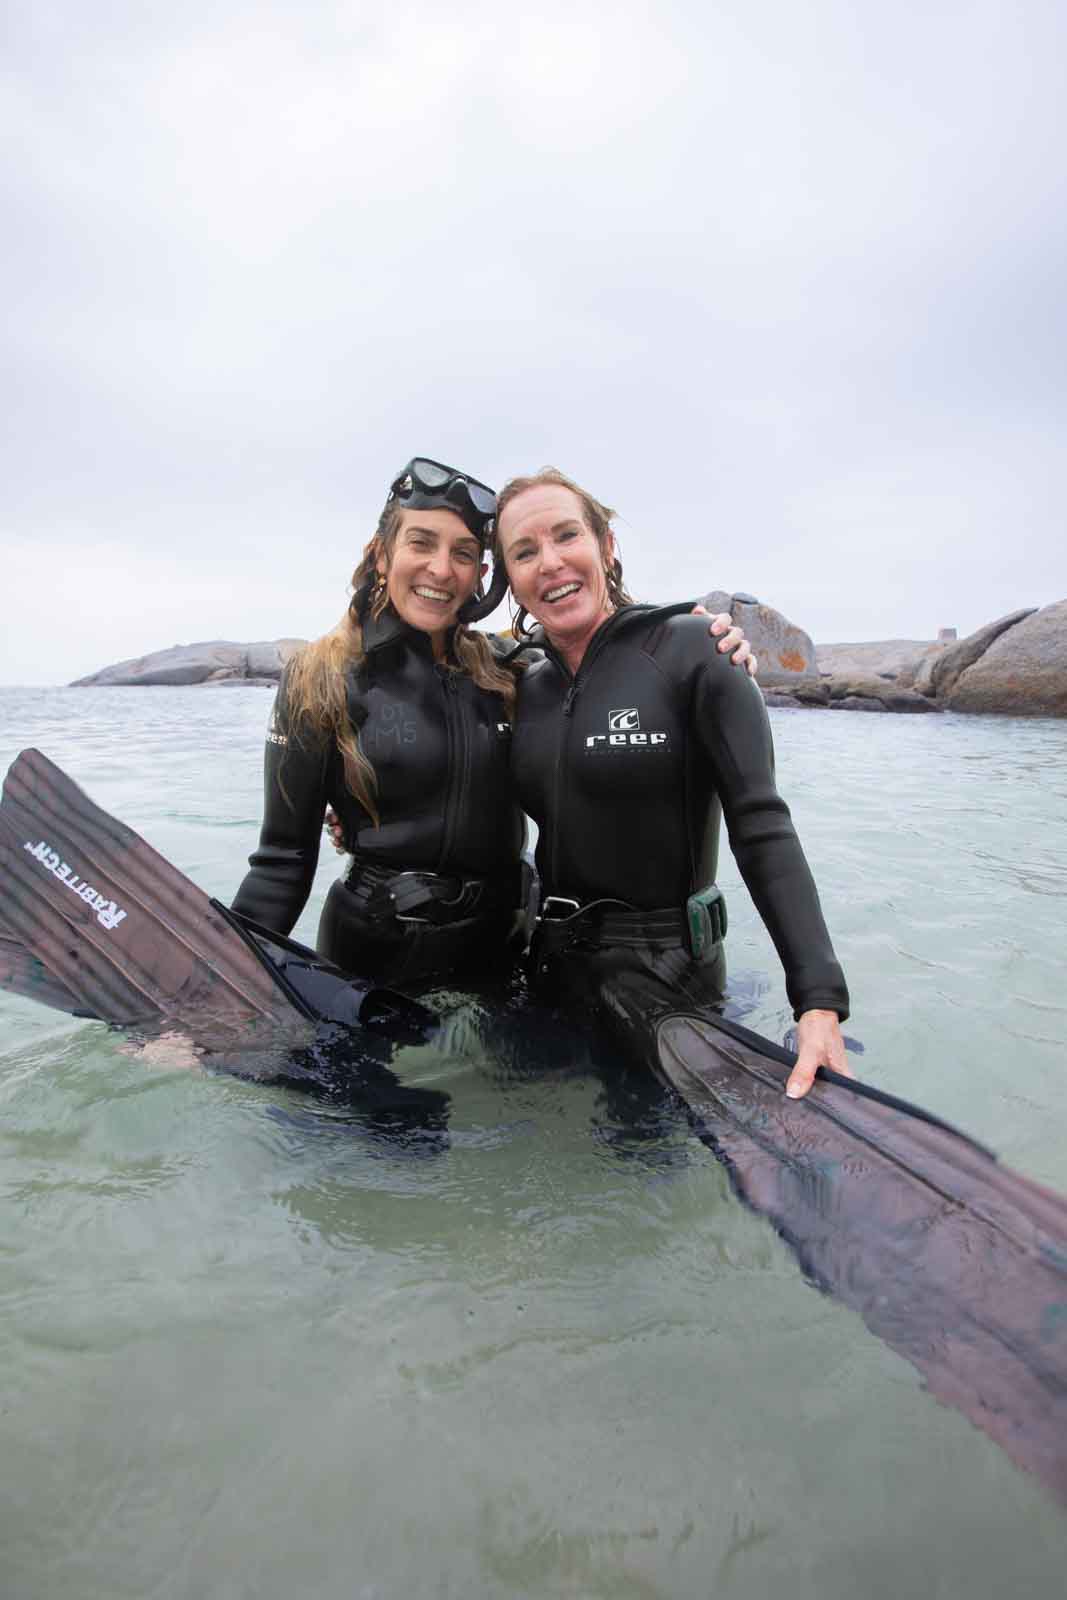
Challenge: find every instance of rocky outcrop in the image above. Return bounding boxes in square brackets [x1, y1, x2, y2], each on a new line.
[816, 639, 946, 685]
[946, 602, 1067, 716]
[703, 590, 819, 689]
[71, 601, 1067, 717]
[926, 609, 1037, 701]
[773, 602, 1064, 717]
[826, 675, 941, 713]
[829, 696, 889, 712]
[71, 639, 306, 688]
[909, 651, 942, 697]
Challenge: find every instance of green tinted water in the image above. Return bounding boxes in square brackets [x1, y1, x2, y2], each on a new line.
[2, 688, 1066, 1597]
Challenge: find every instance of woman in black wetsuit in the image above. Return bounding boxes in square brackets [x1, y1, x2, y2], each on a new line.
[232, 458, 523, 985]
[496, 467, 852, 1100]
[233, 456, 754, 988]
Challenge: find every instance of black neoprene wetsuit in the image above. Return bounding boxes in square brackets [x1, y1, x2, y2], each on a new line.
[232, 609, 523, 983]
[510, 602, 849, 1059]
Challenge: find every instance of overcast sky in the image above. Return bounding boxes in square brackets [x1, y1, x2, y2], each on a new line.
[3, 0, 1064, 684]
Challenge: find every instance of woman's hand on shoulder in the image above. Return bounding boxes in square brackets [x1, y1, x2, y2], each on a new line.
[691, 605, 758, 677]
[786, 1009, 854, 1099]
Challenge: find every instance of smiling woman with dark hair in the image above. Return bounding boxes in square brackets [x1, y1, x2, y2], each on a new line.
[232, 458, 524, 985]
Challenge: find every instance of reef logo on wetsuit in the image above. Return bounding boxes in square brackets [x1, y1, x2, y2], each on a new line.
[22, 839, 128, 931]
[586, 708, 671, 753]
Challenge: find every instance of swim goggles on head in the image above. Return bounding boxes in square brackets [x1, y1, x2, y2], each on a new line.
[388, 456, 507, 622]
[390, 457, 497, 536]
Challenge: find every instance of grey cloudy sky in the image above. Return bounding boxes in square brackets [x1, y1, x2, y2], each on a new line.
[4, 0, 1064, 684]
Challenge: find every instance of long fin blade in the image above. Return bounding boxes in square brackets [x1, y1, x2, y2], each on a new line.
[1, 749, 310, 1051]
[656, 1011, 1067, 1507]
[0, 914, 95, 1015]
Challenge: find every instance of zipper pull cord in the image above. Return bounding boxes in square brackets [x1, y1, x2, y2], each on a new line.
[562, 684, 578, 716]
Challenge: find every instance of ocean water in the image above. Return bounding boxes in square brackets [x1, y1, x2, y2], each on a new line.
[1, 685, 1066, 1599]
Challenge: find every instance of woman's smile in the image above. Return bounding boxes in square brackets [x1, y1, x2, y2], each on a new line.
[497, 484, 614, 663]
[385, 509, 486, 643]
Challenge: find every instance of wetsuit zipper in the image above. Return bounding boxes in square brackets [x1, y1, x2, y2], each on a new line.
[436, 668, 467, 873]
[544, 613, 631, 892]
[549, 679, 572, 889]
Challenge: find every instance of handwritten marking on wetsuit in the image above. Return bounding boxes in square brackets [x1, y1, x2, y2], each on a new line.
[364, 701, 417, 751]
[22, 840, 128, 930]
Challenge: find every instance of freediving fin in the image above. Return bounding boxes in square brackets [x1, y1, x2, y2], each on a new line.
[0, 910, 97, 1016]
[0, 748, 441, 1056]
[0, 748, 315, 1050]
[209, 899, 441, 1047]
[655, 1007, 1067, 1508]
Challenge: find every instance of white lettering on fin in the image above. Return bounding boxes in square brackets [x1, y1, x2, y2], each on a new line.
[23, 839, 129, 931]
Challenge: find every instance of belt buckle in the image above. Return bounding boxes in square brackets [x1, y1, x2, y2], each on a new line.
[391, 869, 481, 924]
[390, 869, 435, 925]
[439, 877, 483, 916]
[537, 895, 581, 924]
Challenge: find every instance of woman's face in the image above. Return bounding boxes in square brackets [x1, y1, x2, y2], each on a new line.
[382, 509, 487, 639]
[497, 485, 613, 644]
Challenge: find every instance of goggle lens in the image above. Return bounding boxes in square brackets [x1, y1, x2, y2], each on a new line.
[411, 459, 451, 490]
[466, 483, 496, 516]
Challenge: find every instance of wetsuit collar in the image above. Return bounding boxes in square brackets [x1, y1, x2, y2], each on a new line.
[360, 605, 457, 662]
[510, 601, 697, 677]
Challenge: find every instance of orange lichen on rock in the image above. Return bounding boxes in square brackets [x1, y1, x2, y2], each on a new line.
[778, 649, 807, 673]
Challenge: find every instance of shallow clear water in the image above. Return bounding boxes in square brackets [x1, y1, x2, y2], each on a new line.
[2, 686, 1066, 1599]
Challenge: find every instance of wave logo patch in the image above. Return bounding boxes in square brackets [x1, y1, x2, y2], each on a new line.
[586, 707, 670, 753]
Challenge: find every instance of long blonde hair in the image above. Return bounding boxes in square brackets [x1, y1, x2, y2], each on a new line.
[283, 499, 518, 826]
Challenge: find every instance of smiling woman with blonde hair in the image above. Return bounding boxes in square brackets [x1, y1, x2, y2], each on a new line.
[496, 466, 850, 1102]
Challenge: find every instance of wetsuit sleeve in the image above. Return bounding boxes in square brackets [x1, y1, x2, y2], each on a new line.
[230, 670, 328, 935]
[689, 650, 850, 1021]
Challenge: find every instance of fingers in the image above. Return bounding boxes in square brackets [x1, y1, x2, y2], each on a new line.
[707, 611, 732, 635]
[717, 627, 758, 677]
[786, 1010, 855, 1098]
[785, 1052, 819, 1099]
